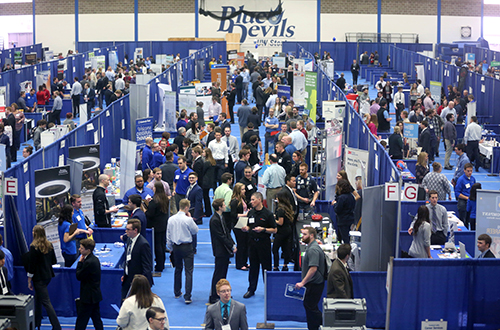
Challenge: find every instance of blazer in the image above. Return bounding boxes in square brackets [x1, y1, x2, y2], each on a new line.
[418, 128, 432, 155]
[124, 234, 153, 286]
[187, 184, 204, 222]
[131, 209, 147, 236]
[145, 199, 169, 232]
[27, 245, 57, 282]
[192, 156, 204, 182]
[93, 186, 111, 227]
[483, 250, 496, 258]
[204, 299, 248, 330]
[0, 267, 11, 295]
[202, 161, 217, 189]
[76, 253, 102, 304]
[327, 258, 353, 299]
[209, 212, 235, 258]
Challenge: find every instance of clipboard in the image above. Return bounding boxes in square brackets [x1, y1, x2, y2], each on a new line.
[234, 217, 248, 229]
[284, 283, 306, 300]
[68, 223, 79, 236]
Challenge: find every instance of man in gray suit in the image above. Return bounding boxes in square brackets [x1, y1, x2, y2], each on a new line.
[204, 279, 248, 330]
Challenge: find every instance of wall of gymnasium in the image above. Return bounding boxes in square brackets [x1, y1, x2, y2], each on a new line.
[0, 0, 499, 55]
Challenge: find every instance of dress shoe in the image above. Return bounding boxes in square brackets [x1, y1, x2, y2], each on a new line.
[444, 166, 453, 170]
[175, 292, 182, 299]
[243, 291, 255, 299]
[282, 266, 289, 271]
[185, 298, 192, 304]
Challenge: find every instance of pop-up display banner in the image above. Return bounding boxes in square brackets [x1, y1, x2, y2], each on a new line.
[475, 190, 500, 258]
[35, 165, 71, 222]
[68, 144, 100, 193]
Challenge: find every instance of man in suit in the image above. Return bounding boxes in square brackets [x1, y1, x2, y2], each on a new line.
[128, 194, 147, 236]
[191, 146, 204, 183]
[222, 126, 239, 176]
[187, 172, 203, 254]
[93, 174, 118, 227]
[477, 234, 496, 258]
[160, 152, 179, 218]
[146, 307, 168, 330]
[82, 82, 95, 119]
[418, 120, 432, 157]
[75, 239, 104, 330]
[205, 279, 248, 330]
[209, 199, 237, 304]
[0, 250, 11, 295]
[167, 199, 199, 304]
[120, 219, 153, 300]
[327, 243, 353, 299]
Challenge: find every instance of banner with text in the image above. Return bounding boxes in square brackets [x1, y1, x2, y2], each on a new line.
[293, 58, 305, 106]
[305, 71, 317, 122]
[476, 190, 500, 258]
[344, 147, 369, 190]
[136, 117, 154, 150]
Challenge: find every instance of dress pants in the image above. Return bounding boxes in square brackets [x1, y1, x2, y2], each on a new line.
[202, 188, 213, 217]
[210, 255, 230, 303]
[303, 281, 325, 330]
[72, 95, 80, 117]
[215, 159, 226, 184]
[11, 129, 21, 161]
[273, 230, 292, 268]
[248, 237, 272, 293]
[228, 104, 235, 123]
[154, 230, 167, 272]
[173, 243, 194, 300]
[175, 193, 186, 211]
[63, 252, 78, 268]
[233, 228, 249, 269]
[466, 140, 480, 170]
[75, 302, 103, 330]
[457, 199, 468, 228]
[34, 279, 61, 330]
[338, 224, 351, 244]
[352, 73, 358, 85]
[444, 139, 454, 167]
[236, 88, 243, 103]
[266, 188, 280, 212]
[431, 230, 447, 245]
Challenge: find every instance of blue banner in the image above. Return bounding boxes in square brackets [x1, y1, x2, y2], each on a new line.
[277, 85, 290, 99]
[136, 117, 154, 150]
[404, 123, 419, 139]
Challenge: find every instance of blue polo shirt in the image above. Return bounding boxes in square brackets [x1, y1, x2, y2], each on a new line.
[122, 186, 154, 205]
[455, 174, 476, 200]
[285, 144, 297, 155]
[72, 208, 87, 239]
[58, 221, 77, 255]
[174, 167, 193, 195]
[26, 93, 36, 107]
[265, 116, 279, 133]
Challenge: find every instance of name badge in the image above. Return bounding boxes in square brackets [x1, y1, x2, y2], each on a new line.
[247, 184, 253, 191]
[76, 215, 82, 221]
[249, 217, 255, 224]
[2, 285, 7, 295]
[465, 183, 470, 189]
[278, 159, 282, 163]
[222, 324, 231, 330]
[175, 175, 180, 180]
[127, 254, 132, 261]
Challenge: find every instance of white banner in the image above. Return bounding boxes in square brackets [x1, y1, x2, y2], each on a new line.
[120, 139, 137, 199]
[325, 133, 343, 200]
[344, 147, 369, 189]
[293, 58, 305, 106]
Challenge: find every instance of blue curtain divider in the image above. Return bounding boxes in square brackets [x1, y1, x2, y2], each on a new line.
[0, 43, 43, 69]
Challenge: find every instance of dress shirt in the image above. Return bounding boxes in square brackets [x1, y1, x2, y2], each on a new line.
[220, 299, 232, 320]
[453, 153, 470, 182]
[289, 129, 308, 151]
[125, 234, 140, 275]
[440, 107, 457, 124]
[393, 91, 405, 107]
[105, 70, 115, 81]
[423, 97, 434, 110]
[166, 211, 199, 250]
[214, 183, 233, 211]
[53, 95, 63, 110]
[422, 172, 451, 200]
[416, 84, 425, 97]
[208, 139, 229, 163]
[71, 81, 82, 96]
[463, 122, 482, 143]
[115, 78, 125, 91]
[263, 77, 272, 89]
[222, 135, 239, 160]
[262, 163, 286, 189]
[208, 102, 222, 118]
[146, 179, 171, 196]
[265, 94, 278, 109]
[426, 203, 448, 233]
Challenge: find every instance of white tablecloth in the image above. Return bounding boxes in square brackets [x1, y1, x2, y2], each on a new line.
[479, 142, 493, 159]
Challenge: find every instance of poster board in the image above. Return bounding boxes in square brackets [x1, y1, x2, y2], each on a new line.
[120, 139, 137, 199]
[68, 144, 100, 192]
[325, 133, 343, 200]
[135, 117, 154, 150]
[429, 81, 442, 105]
[179, 86, 197, 117]
[39, 219, 64, 264]
[304, 71, 317, 122]
[293, 58, 305, 106]
[403, 123, 419, 139]
[475, 190, 500, 258]
[157, 83, 175, 131]
[344, 147, 369, 189]
[322, 100, 345, 122]
[35, 166, 71, 222]
[272, 57, 286, 69]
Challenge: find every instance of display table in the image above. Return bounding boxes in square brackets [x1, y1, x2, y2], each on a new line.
[430, 245, 471, 259]
[71, 243, 124, 269]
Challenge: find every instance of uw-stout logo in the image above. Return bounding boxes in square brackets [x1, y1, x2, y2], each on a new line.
[217, 4, 295, 45]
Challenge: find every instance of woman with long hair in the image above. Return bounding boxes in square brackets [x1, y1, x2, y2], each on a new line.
[146, 181, 170, 274]
[28, 225, 61, 330]
[230, 183, 250, 270]
[273, 191, 294, 271]
[410, 83, 419, 108]
[143, 168, 153, 185]
[116, 274, 167, 330]
[367, 114, 378, 136]
[333, 179, 356, 244]
[58, 204, 86, 267]
[291, 151, 303, 177]
[185, 121, 200, 146]
[408, 205, 432, 258]
[415, 152, 429, 184]
[467, 182, 482, 230]
[202, 148, 217, 217]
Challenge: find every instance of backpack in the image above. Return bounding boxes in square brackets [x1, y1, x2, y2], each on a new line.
[323, 251, 332, 280]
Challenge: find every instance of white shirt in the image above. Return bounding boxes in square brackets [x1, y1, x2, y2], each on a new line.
[71, 81, 82, 96]
[208, 139, 228, 163]
[464, 121, 482, 143]
[222, 135, 239, 160]
[416, 84, 425, 97]
[115, 78, 125, 91]
[208, 102, 221, 118]
[394, 91, 405, 107]
[266, 94, 278, 109]
[166, 211, 199, 250]
[116, 295, 167, 330]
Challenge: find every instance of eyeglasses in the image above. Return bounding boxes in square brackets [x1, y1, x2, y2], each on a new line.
[153, 317, 167, 322]
[218, 289, 231, 294]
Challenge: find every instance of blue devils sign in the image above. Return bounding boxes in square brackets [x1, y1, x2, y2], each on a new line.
[217, 4, 296, 45]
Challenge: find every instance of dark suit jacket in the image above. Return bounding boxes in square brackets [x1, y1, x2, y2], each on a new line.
[93, 186, 111, 227]
[0, 267, 11, 295]
[419, 128, 432, 155]
[187, 184, 204, 222]
[131, 209, 147, 236]
[192, 156, 204, 182]
[145, 199, 168, 232]
[327, 258, 353, 299]
[202, 161, 216, 189]
[276, 150, 292, 174]
[235, 75, 243, 89]
[160, 161, 179, 189]
[123, 234, 153, 286]
[220, 120, 231, 131]
[209, 212, 235, 258]
[204, 299, 248, 330]
[76, 253, 102, 304]
[173, 135, 185, 155]
[483, 250, 496, 258]
[27, 245, 57, 282]
[280, 185, 298, 215]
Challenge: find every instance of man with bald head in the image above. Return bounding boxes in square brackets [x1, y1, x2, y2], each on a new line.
[440, 101, 457, 124]
[282, 136, 297, 155]
[92, 174, 118, 227]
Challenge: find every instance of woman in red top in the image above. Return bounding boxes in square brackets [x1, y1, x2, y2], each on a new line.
[36, 86, 47, 106]
[42, 84, 51, 104]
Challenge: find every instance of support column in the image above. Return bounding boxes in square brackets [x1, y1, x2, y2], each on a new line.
[32, 0, 36, 44]
[135, 0, 138, 42]
[437, 0, 441, 44]
[195, 0, 199, 38]
[481, 0, 484, 38]
[75, 0, 79, 51]
[377, 0, 381, 42]
[317, 0, 321, 42]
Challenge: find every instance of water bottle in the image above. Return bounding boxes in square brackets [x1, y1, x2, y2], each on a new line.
[327, 224, 333, 245]
[332, 228, 337, 243]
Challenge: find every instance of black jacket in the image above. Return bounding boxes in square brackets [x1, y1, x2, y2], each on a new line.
[202, 161, 216, 189]
[192, 156, 204, 182]
[27, 245, 56, 282]
[239, 177, 257, 202]
[76, 253, 102, 304]
[276, 150, 292, 174]
[173, 135, 185, 155]
[333, 193, 356, 226]
[419, 128, 432, 155]
[280, 185, 298, 215]
[160, 161, 179, 189]
[93, 186, 111, 227]
[235, 75, 243, 89]
[146, 199, 168, 232]
[388, 133, 404, 159]
[131, 209, 147, 236]
[209, 212, 235, 257]
[122, 234, 153, 286]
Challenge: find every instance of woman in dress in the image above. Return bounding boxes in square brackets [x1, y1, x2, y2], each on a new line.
[58, 204, 87, 267]
[272, 191, 294, 271]
[116, 274, 167, 330]
[202, 148, 217, 217]
[408, 205, 432, 258]
[27, 225, 62, 330]
[146, 181, 169, 275]
[230, 183, 250, 271]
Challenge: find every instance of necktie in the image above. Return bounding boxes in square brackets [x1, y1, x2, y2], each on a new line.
[432, 206, 438, 232]
[222, 304, 229, 325]
[186, 185, 193, 198]
[126, 238, 132, 275]
[226, 138, 231, 155]
[0, 270, 5, 292]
